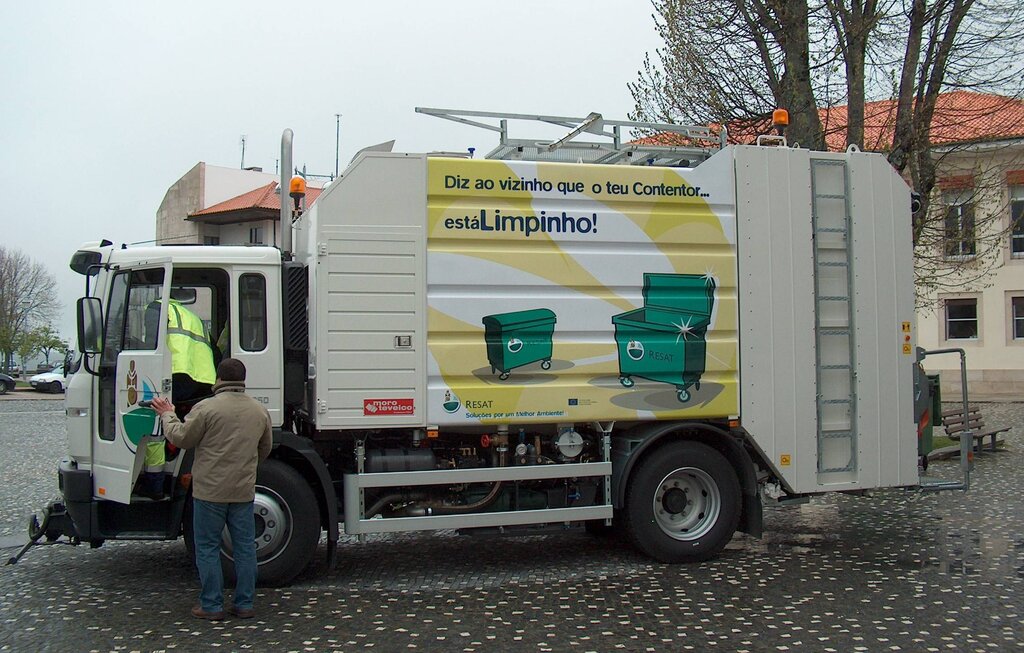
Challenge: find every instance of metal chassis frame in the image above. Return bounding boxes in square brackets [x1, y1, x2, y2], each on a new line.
[344, 437, 614, 535]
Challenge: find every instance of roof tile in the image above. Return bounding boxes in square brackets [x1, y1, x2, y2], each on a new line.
[634, 91, 1024, 152]
[191, 182, 323, 217]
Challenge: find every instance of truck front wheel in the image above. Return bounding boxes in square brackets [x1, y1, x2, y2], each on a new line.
[624, 440, 740, 562]
[185, 459, 321, 587]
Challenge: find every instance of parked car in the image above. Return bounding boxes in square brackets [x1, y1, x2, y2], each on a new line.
[29, 366, 65, 393]
[0, 373, 15, 394]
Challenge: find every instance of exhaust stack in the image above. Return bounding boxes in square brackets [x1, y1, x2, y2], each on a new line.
[280, 128, 293, 257]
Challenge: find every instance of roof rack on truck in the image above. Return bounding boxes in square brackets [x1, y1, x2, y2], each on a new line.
[415, 107, 724, 167]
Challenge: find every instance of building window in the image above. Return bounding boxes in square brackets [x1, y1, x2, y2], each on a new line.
[1011, 186, 1024, 258]
[203, 236, 220, 246]
[944, 190, 975, 257]
[1013, 297, 1024, 340]
[945, 298, 978, 340]
[249, 227, 264, 245]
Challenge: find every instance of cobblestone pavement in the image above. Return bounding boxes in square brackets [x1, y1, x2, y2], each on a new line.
[1, 398, 1022, 652]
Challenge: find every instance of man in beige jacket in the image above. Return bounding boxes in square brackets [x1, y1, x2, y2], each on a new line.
[152, 358, 272, 621]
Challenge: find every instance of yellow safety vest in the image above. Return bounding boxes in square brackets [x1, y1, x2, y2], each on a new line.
[166, 300, 216, 384]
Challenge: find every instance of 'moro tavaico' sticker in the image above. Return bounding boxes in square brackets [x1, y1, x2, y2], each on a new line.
[363, 398, 415, 416]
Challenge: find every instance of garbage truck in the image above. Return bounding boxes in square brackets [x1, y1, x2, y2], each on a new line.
[13, 109, 971, 586]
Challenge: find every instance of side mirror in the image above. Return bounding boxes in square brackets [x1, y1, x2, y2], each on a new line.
[77, 297, 104, 354]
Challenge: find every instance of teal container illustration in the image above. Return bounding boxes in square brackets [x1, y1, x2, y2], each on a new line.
[612, 273, 716, 402]
[482, 309, 557, 380]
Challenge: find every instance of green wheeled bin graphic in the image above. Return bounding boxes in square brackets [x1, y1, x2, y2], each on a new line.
[482, 309, 557, 380]
[612, 273, 716, 403]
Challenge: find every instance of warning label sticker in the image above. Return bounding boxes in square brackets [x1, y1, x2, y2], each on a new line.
[363, 398, 415, 416]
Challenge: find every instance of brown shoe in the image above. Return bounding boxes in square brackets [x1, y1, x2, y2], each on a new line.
[228, 606, 255, 619]
[191, 605, 226, 621]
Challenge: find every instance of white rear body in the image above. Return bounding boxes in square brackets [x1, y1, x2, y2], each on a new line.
[300, 144, 916, 494]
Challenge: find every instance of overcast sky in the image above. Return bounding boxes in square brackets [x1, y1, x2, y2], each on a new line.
[1, 0, 663, 340]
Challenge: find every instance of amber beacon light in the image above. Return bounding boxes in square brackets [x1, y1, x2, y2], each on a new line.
[772, 109, 789, 136]
[289, 176, 307, 212]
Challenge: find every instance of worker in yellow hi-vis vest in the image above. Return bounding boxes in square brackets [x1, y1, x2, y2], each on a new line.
[139, 292, 216, 500]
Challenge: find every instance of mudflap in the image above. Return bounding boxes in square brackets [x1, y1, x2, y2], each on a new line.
[5, 499, 82, 566]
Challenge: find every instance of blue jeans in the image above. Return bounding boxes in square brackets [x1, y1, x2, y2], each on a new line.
[192, 498, 257, 612]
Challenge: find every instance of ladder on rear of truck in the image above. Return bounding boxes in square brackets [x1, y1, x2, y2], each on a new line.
[811, 158, 858, 475]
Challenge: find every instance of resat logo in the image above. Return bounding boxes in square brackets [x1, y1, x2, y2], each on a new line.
[626, 339, 645, 361]
[442, 390, 461, 414]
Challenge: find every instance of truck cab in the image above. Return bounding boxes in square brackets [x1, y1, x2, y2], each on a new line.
[59, 242, 284, 545]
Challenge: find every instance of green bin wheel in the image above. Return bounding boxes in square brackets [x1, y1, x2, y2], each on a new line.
[541, 360, 551, 370]
[677, 389, 690, 403]
[499, 371, 511, 381]
[620, 376, 634, 388]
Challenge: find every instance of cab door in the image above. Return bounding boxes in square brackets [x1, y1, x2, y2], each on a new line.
[92, 264, 172, 504]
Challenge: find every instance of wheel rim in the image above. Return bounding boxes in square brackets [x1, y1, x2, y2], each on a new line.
[221, 485, 293, 564]
[653, 467, 721, 541]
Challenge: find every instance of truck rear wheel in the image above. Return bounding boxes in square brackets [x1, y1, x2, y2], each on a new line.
[185, 460, 321, 587]
[623, 440, 740, 562]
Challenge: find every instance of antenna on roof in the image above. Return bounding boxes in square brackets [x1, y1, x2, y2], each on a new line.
[240, 134, 247, 169]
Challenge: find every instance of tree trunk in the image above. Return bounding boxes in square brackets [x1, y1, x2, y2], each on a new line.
[766, 0, 824, 148]
[888, 0, 926, 174]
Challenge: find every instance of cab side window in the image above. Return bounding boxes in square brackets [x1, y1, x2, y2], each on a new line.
[239, 274, 267, 351]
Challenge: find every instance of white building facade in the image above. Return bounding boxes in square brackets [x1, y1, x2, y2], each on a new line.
[916, 141, 1024, 399]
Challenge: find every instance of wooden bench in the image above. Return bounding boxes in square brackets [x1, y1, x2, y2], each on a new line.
[941, 405, 1011, 453]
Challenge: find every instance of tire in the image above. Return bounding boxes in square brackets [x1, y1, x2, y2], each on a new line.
[623, 440, 740, 563]
[0, 383, 8, 395]
[51, 381, 64, 394]
[184, 460, 321, 587]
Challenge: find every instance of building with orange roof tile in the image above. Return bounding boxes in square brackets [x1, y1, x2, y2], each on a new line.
[906, 94, 1024, 399]
[156, 163, 323, 248]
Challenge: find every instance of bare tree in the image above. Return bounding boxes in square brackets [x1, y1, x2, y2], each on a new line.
[0, 246, 60, 372]
[631, 0, 1024, 301]
[823, 0, 885, 148]
[885, 0, 1024, 216]
[629, 0, 824, 148]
